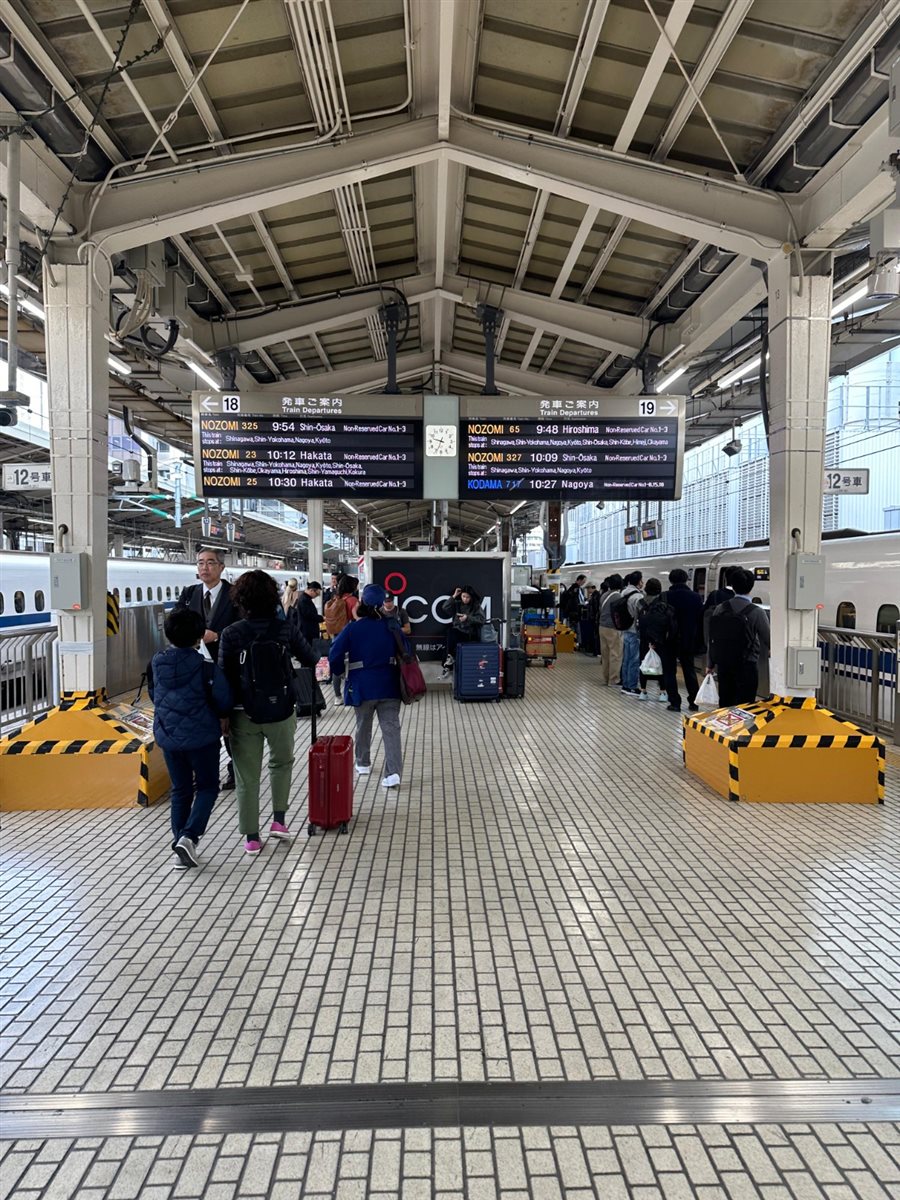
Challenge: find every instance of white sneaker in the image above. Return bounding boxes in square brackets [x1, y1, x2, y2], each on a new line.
[356, 764, 371, 776]
[637, 692, 650, 702]
[657, 691, 669, 703]
[382, 774, 401, 788]
[333, 696, 344, 707]
[174, 835, 199, 868]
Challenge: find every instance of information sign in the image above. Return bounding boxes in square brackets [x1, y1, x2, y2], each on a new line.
[823, 468, 869, 495]
[458, 396, 684, 501]
[192, 392, 423, 499]
[3, 462, 52, 491]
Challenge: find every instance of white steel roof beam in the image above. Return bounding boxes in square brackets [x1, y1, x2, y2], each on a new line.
[614, 0, 695, 153]
[87, 119, 792, 260]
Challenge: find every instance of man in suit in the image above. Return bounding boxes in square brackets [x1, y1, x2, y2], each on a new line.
[176, 547, 239, 787]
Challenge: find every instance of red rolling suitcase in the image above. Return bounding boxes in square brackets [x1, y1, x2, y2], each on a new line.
[308, 735, 354, 835]
[302, 668, 354, 836]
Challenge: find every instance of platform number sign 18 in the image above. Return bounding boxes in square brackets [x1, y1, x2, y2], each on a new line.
[639, 399, 656, 417]
[222, 395, 241, 413]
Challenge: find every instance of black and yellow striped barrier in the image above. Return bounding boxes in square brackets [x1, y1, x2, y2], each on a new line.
[106, 591, 120, 636]
[683, 694, 884, 805]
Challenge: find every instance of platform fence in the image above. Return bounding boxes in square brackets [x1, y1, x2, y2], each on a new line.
[0, 628, 59, 738]
[817, 625, 899, 744]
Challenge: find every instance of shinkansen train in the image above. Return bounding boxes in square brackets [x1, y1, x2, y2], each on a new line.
[550, 531, 900, 634]
[0, 553, 308, 632]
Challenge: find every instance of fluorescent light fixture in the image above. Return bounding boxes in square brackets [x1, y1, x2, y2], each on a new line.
[717, 355, 762, 390]
[370, 524, 382, 535]
[830, 283, 868, 317]
[341, 498, 359, 515]
[0, 283, 45, 321]
[657, 343, 684, 368]
[509, 500, 527, 514]
[108, 355, 132, 376]
[656, 365, 686, 393]
[838, 260, 871, 287]
[188, 360, 220, 390]
[181, 337, 214, 365]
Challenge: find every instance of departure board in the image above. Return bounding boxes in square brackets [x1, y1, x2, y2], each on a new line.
[192, 392, 423, 499]
[459, 396, 685, 501]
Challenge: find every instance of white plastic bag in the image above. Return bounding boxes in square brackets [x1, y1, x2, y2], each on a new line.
[696, 672, 719, 707]
[639, 648, 663, 676]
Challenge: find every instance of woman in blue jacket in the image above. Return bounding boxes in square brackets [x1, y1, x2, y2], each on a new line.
[329, 583, 404, 788]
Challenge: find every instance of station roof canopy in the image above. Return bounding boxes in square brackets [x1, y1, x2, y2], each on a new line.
[1, 0, 898, 547]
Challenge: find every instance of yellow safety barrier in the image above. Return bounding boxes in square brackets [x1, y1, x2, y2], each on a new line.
[106, 591, 120, 636]
[683, 695, 884, 805]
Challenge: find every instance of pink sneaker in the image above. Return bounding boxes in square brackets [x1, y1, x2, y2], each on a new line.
[269, 821, 293, 842]
[244, 838, 262, 855]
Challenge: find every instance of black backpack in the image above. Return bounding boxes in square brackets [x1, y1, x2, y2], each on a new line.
[239, 622, 297, 723]
[709, 600, 756, 666]
[609, 593, 634, 631]
[639, 598, 677, 648]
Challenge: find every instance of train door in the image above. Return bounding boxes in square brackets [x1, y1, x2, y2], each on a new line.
[692, 566, 707, 598]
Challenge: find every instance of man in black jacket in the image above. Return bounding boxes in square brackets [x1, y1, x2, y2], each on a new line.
[703, 567, 737, 666]
[664, 568, 703, 712]
[708, 567, 770, 706]
[176, 547, 240, 786]
[293, 580, 323, 645]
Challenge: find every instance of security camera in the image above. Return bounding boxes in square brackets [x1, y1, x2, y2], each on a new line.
[0, 407, 18, 428]
[722, 437, 742, 457]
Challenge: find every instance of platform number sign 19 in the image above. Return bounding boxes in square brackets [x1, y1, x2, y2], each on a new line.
[222, 395, 241, 413]
[639, 398, 656, 417]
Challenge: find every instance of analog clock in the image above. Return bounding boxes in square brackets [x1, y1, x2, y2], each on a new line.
[425, 423, 458, 457]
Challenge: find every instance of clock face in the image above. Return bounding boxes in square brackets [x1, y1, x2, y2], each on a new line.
[425, 423, 457, 457]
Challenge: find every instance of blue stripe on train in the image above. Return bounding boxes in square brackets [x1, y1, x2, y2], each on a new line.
[0, 612, 54, 629]
[821, 641, 898, 683]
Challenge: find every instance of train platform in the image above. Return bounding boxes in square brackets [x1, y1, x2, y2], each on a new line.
[2, 653, 899, 1199]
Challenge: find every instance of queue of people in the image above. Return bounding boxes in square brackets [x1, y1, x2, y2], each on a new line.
[561, 564, 770, 713]
[152, 553, 414, 872]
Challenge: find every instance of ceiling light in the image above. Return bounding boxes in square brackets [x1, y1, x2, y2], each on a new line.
[717, 355, 762, 390]
[370, 524, 382, 535]
[188, 360, 220, 390]
[341, 498, 359, 515]
[830, 284, 868, 317]
[0, 283, 45, 321]
[108, 355, 132, 376]
[656, 365, 686, 393]
[657, 343, 684, 368]
[509, 500, 527, 514]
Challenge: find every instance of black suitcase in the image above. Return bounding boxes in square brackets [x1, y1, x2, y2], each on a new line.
[453, 642, 502, 702]
[504, 649, 526, 698]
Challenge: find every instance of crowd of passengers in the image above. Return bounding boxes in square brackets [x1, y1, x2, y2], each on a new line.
[558, 565, 770, 713]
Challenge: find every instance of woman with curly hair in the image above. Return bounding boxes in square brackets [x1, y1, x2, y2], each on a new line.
[218, 569, 316, 856]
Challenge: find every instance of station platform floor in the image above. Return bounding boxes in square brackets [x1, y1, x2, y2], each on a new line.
[1, 654, 899, 1199]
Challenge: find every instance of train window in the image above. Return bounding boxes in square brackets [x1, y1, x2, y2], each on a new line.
[125, 587, 132, 603]
[113, 588, 120, 600]
[693, 567, 706, 598]
[836, 601, 856, 629]
[157, 587, 163, 601]
[718, 567, 730, 589]
[136, 587, 143, 601]
[876, 604, 898, 634]
[0, 593, 4, 614]
[34, 590, 45, 612]
[166, 586, 172, 600]
[14, 590, 25, 614]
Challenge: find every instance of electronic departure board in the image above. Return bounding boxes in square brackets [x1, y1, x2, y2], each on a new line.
[459, 396, 685, 501]
[192, 392, 424, 499]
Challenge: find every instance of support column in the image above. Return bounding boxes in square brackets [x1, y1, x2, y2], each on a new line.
[544, 501, 563, 570]
[44, 255, 109, 696]
[766, 253, 833, 697]
[307, 499, 324, 605]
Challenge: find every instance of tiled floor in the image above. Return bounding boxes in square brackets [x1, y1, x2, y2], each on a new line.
[1, 655, 898, 1196]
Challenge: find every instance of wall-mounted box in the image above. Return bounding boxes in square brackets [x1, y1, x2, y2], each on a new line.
[49, 553, 89, 611]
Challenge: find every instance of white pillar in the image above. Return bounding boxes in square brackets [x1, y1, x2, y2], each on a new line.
[308, 499, 324, 609]
[766, 253, 833, 697]
[44, 255, 110, 694]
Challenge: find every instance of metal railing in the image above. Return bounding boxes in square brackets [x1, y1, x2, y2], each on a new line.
[817, 625, 899, 744]
[0, 628, 59, 738]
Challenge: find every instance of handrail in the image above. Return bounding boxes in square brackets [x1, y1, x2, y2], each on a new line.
[817, 624, 899, 744]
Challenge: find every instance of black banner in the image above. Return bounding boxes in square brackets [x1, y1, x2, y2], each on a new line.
[370, 555, 506, 662]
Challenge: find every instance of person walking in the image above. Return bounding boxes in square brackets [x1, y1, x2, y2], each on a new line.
[218, 570, 317, 855]
[616, 571, 644, 695]
[663, 568, 704, 712]
[148, 608, 232, 870]
[324, 576, 359, 705]
[175, 546, 240, 788]
[379, 593, 412, 634]
[329, 583, 404, 789]
[707, 566, 771, 706]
